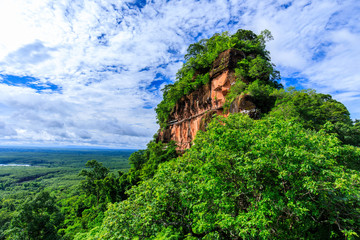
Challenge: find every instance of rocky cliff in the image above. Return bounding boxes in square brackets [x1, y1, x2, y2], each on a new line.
[157, 49, 258, 150]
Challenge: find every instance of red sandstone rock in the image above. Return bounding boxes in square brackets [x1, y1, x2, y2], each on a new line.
[158, 49, 257, 150]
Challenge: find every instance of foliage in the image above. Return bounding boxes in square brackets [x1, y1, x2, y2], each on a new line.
[5, 191, 63, 240]
[269, 87, 360, 146]
[58, 193, 107, 239]
[270, 88, 349, 128]
[0, 198, 18, 240]
[331, 120, 360, 147]
[79, 160, 110, 203]
[79, 115, 360, 240]
[225, 80, 360, 147]
[116, 140, 179, 200]
[156, 29, 280, 128]
[58, 142, 177, 239]
[58, 160, 126, 239]
[0, 149, 133, 240]
[236, 55, 281, 88]
[223, 79, 277, 116]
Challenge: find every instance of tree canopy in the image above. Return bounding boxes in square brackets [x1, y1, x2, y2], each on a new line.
[77, 114, 360, 239]
[6, 191, 63, 240]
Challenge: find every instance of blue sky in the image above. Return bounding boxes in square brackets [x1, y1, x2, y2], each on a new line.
[0, 0, 359, 149]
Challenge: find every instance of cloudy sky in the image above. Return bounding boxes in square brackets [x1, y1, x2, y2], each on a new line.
[0, 0, 358, 149]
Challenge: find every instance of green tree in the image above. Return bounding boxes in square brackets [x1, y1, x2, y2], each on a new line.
[0, 198, 18, 240]
[58, 160, 124, 239]
[80, 115, 360, 239]
[116, 140, 179, 202]
[6, 191, 63, 240]
[269, 88, 360, 146]
[79, 160, 110, 204]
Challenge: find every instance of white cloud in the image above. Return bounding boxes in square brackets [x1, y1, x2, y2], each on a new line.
[0, 0, 359, 148]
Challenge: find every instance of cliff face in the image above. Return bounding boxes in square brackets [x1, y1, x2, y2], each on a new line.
[158, 49, 258, 150]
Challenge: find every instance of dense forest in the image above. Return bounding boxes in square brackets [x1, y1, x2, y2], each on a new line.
[0, 149, 132, 240]
[1, 29, 360, 239]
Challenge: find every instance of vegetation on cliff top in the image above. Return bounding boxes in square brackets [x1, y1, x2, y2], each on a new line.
[155, 29, 280, 128]
[156, 28, 359, 146]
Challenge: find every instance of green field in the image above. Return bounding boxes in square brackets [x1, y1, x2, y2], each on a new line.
[0, 147, 134, 168]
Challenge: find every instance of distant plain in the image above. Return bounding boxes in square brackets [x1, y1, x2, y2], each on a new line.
[0, 147, 134, 198]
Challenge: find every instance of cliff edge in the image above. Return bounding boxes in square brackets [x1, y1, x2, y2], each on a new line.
[157, 49, 258, 150]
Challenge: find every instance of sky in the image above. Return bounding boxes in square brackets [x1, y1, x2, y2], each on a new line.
[0, 0, 359, 149]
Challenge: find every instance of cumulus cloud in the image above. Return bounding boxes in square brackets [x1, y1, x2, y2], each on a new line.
[0, 0, 358, 148]
[0, 122, 17, 137]
[3, 40, 56, 66]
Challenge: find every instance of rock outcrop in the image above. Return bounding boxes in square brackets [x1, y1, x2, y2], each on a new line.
[157, 49, 258, 150]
